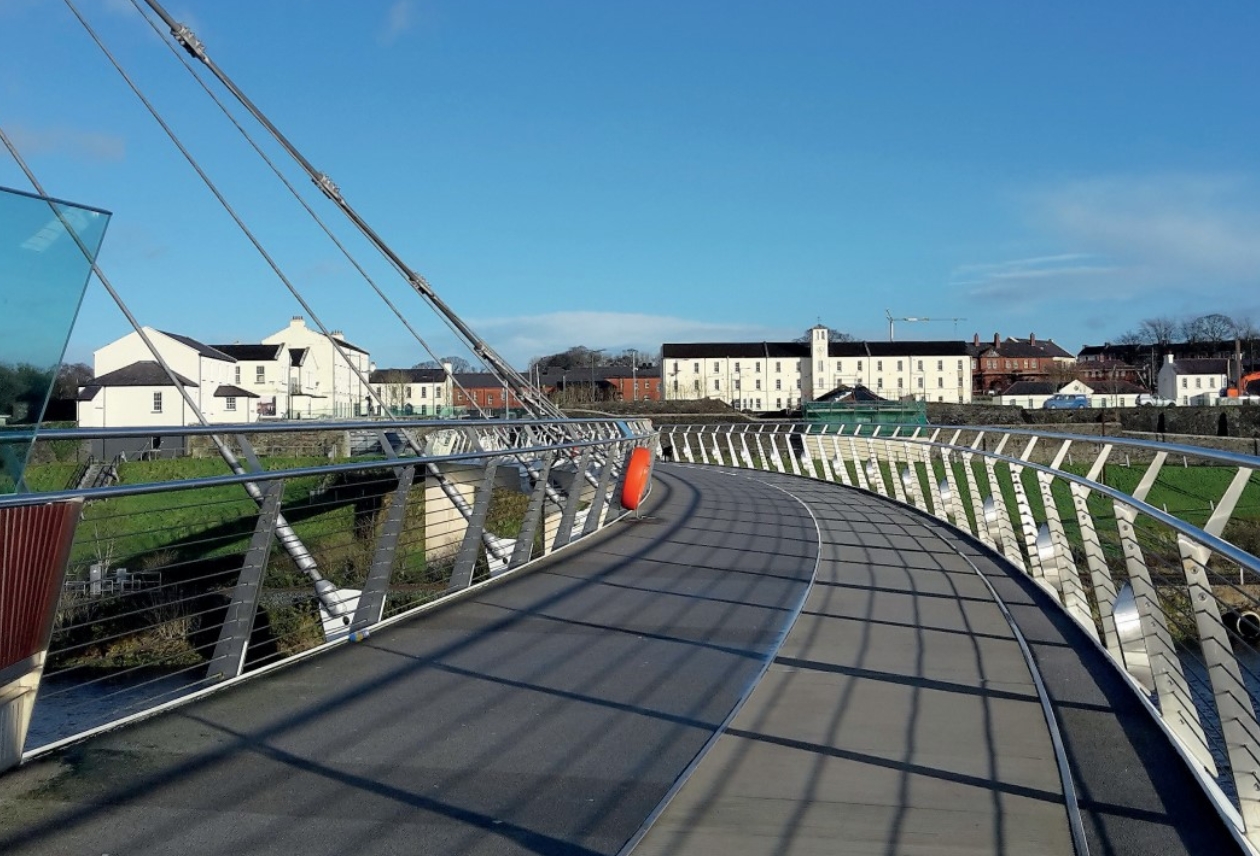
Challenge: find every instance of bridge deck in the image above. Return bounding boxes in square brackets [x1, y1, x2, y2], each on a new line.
[0, 464, 1246, 855]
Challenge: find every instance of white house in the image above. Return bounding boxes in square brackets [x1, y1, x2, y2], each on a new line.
[368, 367, 452, 416]
[661, 326, 974, 410]
[77, 328, 258, 428]
[1158, 356, 1229, 406]
[992, 379, 1092, 408]
[261, 316, 372, 418]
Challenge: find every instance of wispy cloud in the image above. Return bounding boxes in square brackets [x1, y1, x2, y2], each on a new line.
[956, 173, 1260, 310]
[6, 123, 125, 163]
[471, 310, 788, 366]
[380, 0, 415, 45]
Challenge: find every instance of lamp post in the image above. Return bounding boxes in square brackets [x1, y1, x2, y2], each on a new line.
[631, 349, 637, 402]
[590, 349, 604, 404]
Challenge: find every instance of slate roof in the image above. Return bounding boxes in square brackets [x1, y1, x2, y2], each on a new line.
[831, 341, 971, 358]
[159, 331, 235, 362]
[289, 348, 308, 367]
[212, 344, 285, 362]
[814, 384, 887, 402]
[77, 386, 100, 401]
[997, 381, 1060, 396]
[369, 368, 448, 383]
[328, 334, 369, 354]
[1087, 379, 1149, 394]
[972, 337, 1074, 360]
[90, 361, 197, 388]
[213, 384, 260, 398]
[661, 342, 809, 359]
[1173, 358, 1229, 374]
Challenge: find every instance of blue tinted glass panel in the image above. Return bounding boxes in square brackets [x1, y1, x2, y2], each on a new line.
[0, 185, 110, 492]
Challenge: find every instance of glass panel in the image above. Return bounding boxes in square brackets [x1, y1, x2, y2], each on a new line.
[0, 185, 110, 493]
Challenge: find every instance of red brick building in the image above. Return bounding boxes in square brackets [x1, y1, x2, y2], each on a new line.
[968, 333, 1074, 396]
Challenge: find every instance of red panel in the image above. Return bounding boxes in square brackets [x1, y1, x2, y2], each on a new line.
[0, 502, 81, 672]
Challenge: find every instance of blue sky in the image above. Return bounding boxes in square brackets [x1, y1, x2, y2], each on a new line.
[2, 0, 1258, 370]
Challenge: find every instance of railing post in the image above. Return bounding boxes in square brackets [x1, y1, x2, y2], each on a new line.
[886, 439, 909, 504]
[448, 458, 500, 591]
[830, 432, 852, 486]
[960, 448, 990, 546]
[511, 452, 556, 569]
[920, 443, 948, 522]
[582, 444, 618, 536]
[751, 431, 769, 472]
[209, 482, 284, 680]
[724, 429, 739, 468]
[738, 430, 754, 469]
[981, 442, 1025, 570]
[696, 428, 711, 465]
[1179, 533, 1260, 837]
[351, 464, 418, 632]
[813, 433, 835, 482]
[1070, 443, 1122, 658]
[680, 429, 695, 463]
[552, 447, 592, 550]
[1114, 500, 1216, 774]
[768, 430, 787, 474]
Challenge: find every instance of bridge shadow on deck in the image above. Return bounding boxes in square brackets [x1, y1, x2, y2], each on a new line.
[0, 465, 1249, 856]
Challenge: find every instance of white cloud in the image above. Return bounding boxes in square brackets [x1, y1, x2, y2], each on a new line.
[471, 310, 791, 366]
[956, 173, 1260, 308]
[380, 0, 415, 44]
[6, 123, 125, 163]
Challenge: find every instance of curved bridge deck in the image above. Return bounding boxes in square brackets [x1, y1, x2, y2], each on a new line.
[0, 465, 1246, 855]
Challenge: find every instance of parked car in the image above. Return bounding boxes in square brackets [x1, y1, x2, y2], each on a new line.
[1043, 394, 1089, 410]
[1136, 394, 1175, 407]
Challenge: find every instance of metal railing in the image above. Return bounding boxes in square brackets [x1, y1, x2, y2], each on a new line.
[662, 421, 1260, 849]
[1, 417, 654, 761]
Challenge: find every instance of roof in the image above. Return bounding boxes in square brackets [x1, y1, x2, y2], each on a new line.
[77, 385, 100, 401]
[289, 347, 308, 367]
[91, 361, 197, 388]
[453, 373, 509, 388]
[661, 342, 809, 359]
[211, 344, 284, 362]
[369, 368, 448, 383]
[833, 341, 971, 358]
[327, 334, 368, 355]
[814, 383, 886, 402]
[158, 331, 235, 362]
[974, 337, 1075, 360]
[1087, 379, 1149, 394]
[997, 381, 1060, 396]
[213, 384, 260, 398]
[1172, 358, 1229, 374]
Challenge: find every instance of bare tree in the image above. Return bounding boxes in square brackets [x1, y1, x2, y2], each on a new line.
[1114, 330, 1144, 346]
[413, 356, 472, 373]
[1140, 316, 1178, 346]
[1191, 313, 1234, 345]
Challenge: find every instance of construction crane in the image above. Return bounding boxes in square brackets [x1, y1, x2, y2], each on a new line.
[885, 310, 968, 341]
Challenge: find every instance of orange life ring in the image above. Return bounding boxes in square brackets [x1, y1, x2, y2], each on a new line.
[620, 447, 653, 510]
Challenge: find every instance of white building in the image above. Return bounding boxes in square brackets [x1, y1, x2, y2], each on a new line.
[261, 316, 373, 418]
[661, 326, 974, 410]
[368, 367, 452, 416]
[77, 328, 258, 428]
[1159, 356, 1229, 406]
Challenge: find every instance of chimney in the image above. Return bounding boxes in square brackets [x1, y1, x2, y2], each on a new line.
[973, 333, 980, 347]
[1029, 333, 1036, 346]
[442, 361, 453, 375]
[331, 330, 344, 340]
[993, 333, 1000, 348]
[290, 315, 304, 326]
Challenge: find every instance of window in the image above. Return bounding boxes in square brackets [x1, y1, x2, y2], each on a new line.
[672, 380, 679, 392]
[898, 378, 904, 389]
[897, 360, 903, 371]
[877, 377, 884, 389]
[734, 379, 741, 390]
[937, 360, 943, 371]
[877, 360, 883, 371]
[375, 386, 382, 396]
[256, 366, 265, 383]
[796, 378, 801, 389]
[405, 387, 412, 398]
[1196, 378, 1202, 388]
[693, 379, 700, 391]
[755, 361, 761, 372]
[755, 379, 762, 390]
[152, 392, 163, 412]
[713, 362, 720, 373]
[938, 378, 944, 388]
[958, 360, 964, 370]
[917, 377, 924, 388]
[714, 379, 720, 390]
[225, 396, 237, 411]
[917, 360, 923, 371]
[836, 361, 842, 373]
[775, 361, 781, 372]
[857, 360, 863, 372]
[693, 362, 700, 373]
[776, 398, 782, 408]
[818, 361, 824, 372]
[776, 379, 782, 390]
[234, 366, 241, 384]
[1181, 378, 1187, 389]
[734, 362, 740, 372]
[421, 387, 427, 398]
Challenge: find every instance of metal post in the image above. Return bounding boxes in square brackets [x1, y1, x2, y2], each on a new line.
[582, 446, 618, 537]
[208, 481, 284, 680]
[351, 464, 417, 631]
[553, 447, 592, 549]
[448, 459, 500, 591]
[511, 452, 556, 568]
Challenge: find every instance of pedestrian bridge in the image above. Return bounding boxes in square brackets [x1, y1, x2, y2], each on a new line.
[1, 419, 1258, 855]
